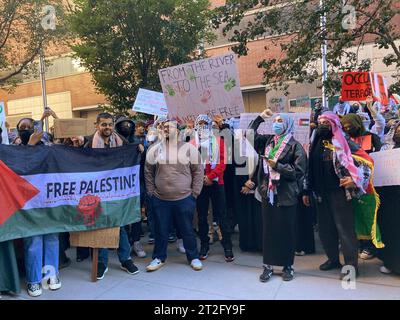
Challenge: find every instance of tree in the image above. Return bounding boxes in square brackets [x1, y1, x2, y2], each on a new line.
[0, 0, 69, 88]
[212, 0, 400, 96]
[69, 0, 215, 114]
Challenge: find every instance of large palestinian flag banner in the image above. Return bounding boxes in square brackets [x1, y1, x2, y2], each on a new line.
[0, 144, 141, 242]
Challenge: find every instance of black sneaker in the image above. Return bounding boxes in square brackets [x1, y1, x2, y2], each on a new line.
[199, 245, 209, 260]
[259, 266, 273, 283]
[59, 257, 71, 270]
[121, 260, 139, 275]
[97, 263, 108, 280]
[319, 260, 342, 271]
[282, 266, 295, 281]
[224, 249, 235, 262]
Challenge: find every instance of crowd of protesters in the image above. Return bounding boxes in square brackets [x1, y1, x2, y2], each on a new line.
[1, 93, 400, 297]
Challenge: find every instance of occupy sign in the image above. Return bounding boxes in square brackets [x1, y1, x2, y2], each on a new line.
[158, 53, 245, 123]
[341, 72, 372, 101]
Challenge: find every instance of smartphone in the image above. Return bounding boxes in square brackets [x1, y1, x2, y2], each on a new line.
[33, 120, 43, 133]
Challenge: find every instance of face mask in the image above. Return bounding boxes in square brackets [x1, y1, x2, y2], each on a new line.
[18, 129, 34, 145]
[147, 134, 157, 142]
[346, 127, 359, 137]
[317, 125, 333, 139]
[198, 126, 210, 139]
[117, 123, 133, 138]
[272, 122, 285, 135]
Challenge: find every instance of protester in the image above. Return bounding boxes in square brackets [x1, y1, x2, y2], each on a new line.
[193, 115, 235, 262]
[249, 109, 307, 282]
[84, 112, 139, 280]
[14, 115, 61, 297]
[333, 97, 351, 117]
[303, 111, 374, 279]
[115, 116, 146, 258]
[233, 130, 263, 252]
[341, 113, 382, 154]
[144, 119, 204, 271]
[378, 122, 400, 275]
[310, 99, 328, 134]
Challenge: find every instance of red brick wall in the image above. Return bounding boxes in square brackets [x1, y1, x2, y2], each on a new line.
[0, 72, 107, 113]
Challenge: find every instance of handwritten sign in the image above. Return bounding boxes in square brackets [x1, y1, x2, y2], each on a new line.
[0, 102, 8, 145]
[158, 53, 245, 123]
[132, 88, 168, 116]
[370, 148, 400, 187]
[239, 112, 311, 151]
[341, 72, 372, 101]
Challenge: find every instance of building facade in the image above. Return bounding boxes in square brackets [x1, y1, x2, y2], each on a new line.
[1, 0, 398, 128]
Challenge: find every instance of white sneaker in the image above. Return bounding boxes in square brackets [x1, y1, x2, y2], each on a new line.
[27, 284, 42, 297]
[48, 276, 62, 290]
[191, 259, 203, 271]
[295, 251, 305, 256]
[380, 266, 392, 274]
[146, 258, 165, 272]
[177, 239, 186, 254]
[132, 241, 147, 258]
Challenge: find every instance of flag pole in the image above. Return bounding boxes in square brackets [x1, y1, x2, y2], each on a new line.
[39, 50, 49, 132]
[320, 0, 329, 110]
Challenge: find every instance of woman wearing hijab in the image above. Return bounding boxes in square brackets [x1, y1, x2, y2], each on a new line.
[249, 109, 307, 282]
[378, 122, 400, 275]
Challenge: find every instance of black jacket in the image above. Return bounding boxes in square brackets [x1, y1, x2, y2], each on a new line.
[250, 116, 307, 207]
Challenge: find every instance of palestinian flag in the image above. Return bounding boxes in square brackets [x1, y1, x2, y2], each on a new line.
[0, 144, 141, 242]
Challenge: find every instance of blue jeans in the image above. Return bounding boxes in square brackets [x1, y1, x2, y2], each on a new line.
[24, 233, 59, 285]
[152, 195, 198, 262]
[99, 227, 131, 266]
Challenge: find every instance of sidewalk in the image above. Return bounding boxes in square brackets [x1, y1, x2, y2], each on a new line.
[3, 232, 400, 300]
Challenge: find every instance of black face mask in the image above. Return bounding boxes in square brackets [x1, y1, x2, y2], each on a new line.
[346, 127, 359, 137]
[117, 123, 133, 138]
[393, 133, 400, 144]
[317, 125, 333, 139]
[18, 129, 34, 145]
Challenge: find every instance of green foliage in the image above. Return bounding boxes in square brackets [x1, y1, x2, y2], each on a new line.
[0, 0, 69, 88]
[69, 0, 214, 113]
[212, 0, 400, 96]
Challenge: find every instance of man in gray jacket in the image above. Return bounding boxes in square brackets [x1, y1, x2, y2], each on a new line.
[145, 119, 204, 271]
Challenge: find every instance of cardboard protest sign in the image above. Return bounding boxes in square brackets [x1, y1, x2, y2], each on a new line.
[0, 102, 9, 145]
[158, 53, 245, 123]
[269, 97, 286, 112]
[132, 88, 168, 116]
[53, 119, 94, 138]
[69, 228, 120, 249]
[239, 112, 311, 151]
[370, 148, 400, 187]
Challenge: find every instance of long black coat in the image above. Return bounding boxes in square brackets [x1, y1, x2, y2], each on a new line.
[250, 116, 307, 207]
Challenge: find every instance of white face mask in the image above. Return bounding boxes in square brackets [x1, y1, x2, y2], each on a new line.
[197, 125, 210, 140]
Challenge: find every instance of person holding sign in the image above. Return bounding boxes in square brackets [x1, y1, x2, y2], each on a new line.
[249, 109, 307, 282]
